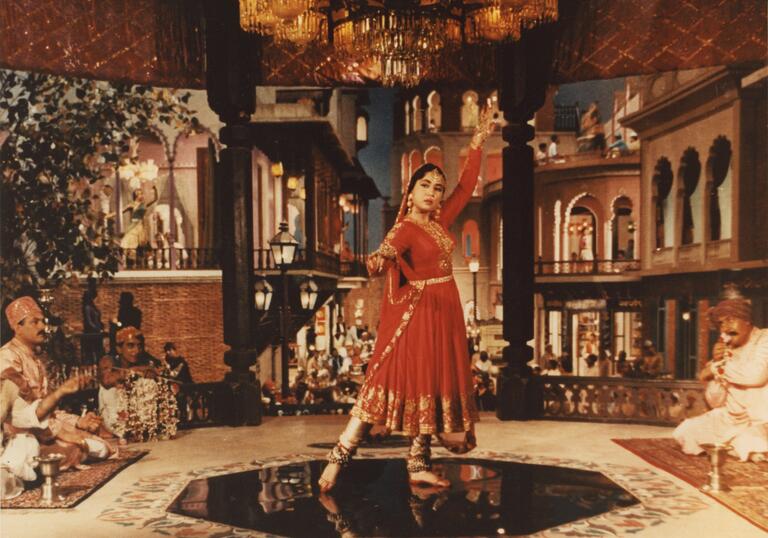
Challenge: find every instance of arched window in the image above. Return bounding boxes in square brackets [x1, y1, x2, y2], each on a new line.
[461, 91, 479, 131]
[462, 219, 480, 259]
[427, 91, 441, 132]
[652, 157, 673, 249]
[404, 101, 410, 135]
[401, 153, 409, 195]
[355, 115, 368, 142]
[706, 136, 732, 241]
[424, 146, 443, 169]
[611, 196, 634, 260]
[412, 95, 422, 133]
[408, 149, 423, 191]
[679, 147, 701, 245]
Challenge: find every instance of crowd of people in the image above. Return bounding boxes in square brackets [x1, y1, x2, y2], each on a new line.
[532, 341, 665, 378]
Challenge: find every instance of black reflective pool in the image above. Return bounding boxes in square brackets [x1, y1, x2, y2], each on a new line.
[167, 458, 638, 537]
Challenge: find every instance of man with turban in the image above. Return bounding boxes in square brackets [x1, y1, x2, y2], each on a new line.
[98, 326, 178, 441]
[0, 296, 114, 470]
[673, 290, 768, 462]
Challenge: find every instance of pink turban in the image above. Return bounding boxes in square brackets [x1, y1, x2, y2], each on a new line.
[5, 297, 44, 327]
[708, 298, 752, 328]
[115, 326, 142, 345]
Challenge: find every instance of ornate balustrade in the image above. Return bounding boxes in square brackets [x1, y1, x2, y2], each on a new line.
[120, 248, 220, 270]
[535, 259, 641, 276]
[539, 376, 707, 426]
[176, 382, 234, 428]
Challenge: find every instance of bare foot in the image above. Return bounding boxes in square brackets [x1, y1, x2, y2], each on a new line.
[318, 462, 342, 493]
[408, 470, 450, 487]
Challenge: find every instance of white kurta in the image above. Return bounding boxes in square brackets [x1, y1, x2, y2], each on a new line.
[673, 327, 768, 461]
[0, 380, 48, 481]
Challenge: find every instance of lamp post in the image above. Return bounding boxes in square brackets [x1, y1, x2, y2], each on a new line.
[469, 258, 480, 352]
[269, 221, 298, 399]
[468, 258, 479, 323]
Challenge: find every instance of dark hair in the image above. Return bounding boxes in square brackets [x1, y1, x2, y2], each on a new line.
[550, 134, 558, 142]
[119, 292, 134, 308]
[480, 351, 489, 361]
[163, 342, 176, 352]
[406, 163, 446, 196]
[538, 142, 547, 150]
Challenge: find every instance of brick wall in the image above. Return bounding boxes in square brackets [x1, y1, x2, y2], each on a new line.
[53, 275, 228, 382]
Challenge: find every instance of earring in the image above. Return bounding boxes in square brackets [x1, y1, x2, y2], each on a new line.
[406, 195, 413, 212]
[433, 204, 442, 221]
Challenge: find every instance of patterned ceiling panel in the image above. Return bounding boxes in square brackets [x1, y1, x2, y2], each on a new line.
[0, 0, 765, 88]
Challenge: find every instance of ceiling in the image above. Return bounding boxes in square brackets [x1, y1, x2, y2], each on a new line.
[0, 0, 765, 88]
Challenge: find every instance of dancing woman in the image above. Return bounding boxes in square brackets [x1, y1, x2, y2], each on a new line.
[319, 107, 495, 491]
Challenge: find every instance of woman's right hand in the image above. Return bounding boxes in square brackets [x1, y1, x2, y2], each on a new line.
[366, 253, 386, 276]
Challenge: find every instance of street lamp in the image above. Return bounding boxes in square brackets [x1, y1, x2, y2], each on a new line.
[253, 276, 273, 312]
[468, 258, 479, 323]
[269, 221, 298, 399]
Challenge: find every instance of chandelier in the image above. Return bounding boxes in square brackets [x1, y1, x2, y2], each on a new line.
[239, 1, 558, 86]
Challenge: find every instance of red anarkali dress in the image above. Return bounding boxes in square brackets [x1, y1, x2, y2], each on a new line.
[351, 147, 482, 437]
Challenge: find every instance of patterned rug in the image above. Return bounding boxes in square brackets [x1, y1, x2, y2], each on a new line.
[96, 449, 710, 537]
[1, 449, 148, 509]
[613, 437, 768, 532]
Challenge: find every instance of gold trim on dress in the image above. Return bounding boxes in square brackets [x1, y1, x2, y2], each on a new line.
[351, 384, 478, 436]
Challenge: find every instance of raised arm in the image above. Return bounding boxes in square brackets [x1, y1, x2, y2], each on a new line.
[440, 105, 495, 228]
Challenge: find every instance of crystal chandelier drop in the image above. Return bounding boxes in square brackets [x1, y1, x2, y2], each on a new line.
[239, 1, 559, 86]
[333, 7, 461, 87]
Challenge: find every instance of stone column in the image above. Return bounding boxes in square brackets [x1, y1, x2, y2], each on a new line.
[204, 0, 262, 425]
[495, 28, 555, 420]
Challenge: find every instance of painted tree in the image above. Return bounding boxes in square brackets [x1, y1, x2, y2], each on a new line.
[0, 70, 198, 298]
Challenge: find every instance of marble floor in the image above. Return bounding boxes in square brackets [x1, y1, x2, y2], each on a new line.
[0, 413, 763, 537]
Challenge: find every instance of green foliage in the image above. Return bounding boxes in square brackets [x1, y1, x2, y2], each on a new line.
[0, 70, 196, 297]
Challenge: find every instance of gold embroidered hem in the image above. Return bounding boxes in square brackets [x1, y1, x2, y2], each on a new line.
[351, 384, 479, 436]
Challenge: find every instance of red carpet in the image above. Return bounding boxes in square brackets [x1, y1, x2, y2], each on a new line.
[613, 437, 768, 531]
[1, 449, 147, 509]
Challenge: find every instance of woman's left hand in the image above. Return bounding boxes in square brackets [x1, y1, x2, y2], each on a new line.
[471, 100, 497, 149]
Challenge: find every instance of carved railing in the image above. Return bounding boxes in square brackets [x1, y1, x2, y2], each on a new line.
[176, 382, 234, 429]
[539, 376, 708, 426]
[535, 259, 641, 276]
[120, 248, 220, 270]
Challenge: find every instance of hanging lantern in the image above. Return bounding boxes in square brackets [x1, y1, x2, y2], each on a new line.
[254, 276, 274, 311]
[299, 275, 319, 310]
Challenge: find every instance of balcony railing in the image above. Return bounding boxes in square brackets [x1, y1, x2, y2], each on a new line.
[554, 104, 580, 132]
[120, 248, 220, 270]
[536, 259, 641, 276]
[539, 376, 706, 426]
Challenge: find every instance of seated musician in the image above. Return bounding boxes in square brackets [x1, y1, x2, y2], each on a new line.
[98, 326, 178, 441]
[0, 297, 113, 471]
[673, 290, 768, 462]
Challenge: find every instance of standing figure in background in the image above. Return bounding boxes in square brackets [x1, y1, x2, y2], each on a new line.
[162, 342, 193, 384]
[81, 289, 104, 364]
[120, 185, 158, 265]
[318, 106, 495, 492]
[673, 290, 768, 462]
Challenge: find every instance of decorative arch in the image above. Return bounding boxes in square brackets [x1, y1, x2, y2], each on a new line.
[427, 90, 441, 132]
[461, 219, 480, 259]
[404, 100, 410, 135]
[706, 136, 732, 241]
[553, 199, 562, 263]
[461, 90, 479, 131]
[679, 147, 701, 245]
[563, 192, 603, 261]
[401, 152, 410, 194]
[652, 157, 674, 249]
[609, 195, 634, 260]
[412, 95, 422, 133]
[424, 146, 443, 169]
[408, 149, 423, 191]
[356, 114, 368, 142]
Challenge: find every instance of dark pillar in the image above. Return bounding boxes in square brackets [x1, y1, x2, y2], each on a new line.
[495, 27, 555, 420]
[204, 0, 263, 425]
